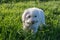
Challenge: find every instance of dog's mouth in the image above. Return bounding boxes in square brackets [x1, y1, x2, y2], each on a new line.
[27, 21, 38, 25]
[27, 22, 34, 25]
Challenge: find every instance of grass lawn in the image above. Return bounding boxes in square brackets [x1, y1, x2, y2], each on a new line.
[0, 1, 60, 40]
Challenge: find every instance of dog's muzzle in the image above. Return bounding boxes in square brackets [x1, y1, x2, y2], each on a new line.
[31, 21, 35, 24]
[27, 21, 38, 25]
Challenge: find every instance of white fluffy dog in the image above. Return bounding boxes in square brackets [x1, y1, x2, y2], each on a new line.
[22, 8, 45, 33]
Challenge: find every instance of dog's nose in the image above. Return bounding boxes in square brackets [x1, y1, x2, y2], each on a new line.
[27, 21, 35, 24]
[31, 21, 35, 24]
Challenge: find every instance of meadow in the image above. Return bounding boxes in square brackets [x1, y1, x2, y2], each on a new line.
[0, 0, 60, 40]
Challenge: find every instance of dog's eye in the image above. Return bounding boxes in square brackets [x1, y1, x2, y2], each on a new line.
[34, 16, 37, 17]
[28, 16, 31, 18]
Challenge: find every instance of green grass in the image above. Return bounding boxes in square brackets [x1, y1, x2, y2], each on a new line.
[0, 1, 60, 40]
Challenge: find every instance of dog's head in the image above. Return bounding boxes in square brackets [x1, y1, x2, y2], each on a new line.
[22, 8, 45, 33]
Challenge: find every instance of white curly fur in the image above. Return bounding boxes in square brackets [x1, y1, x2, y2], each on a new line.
[22, 8, 45, 33]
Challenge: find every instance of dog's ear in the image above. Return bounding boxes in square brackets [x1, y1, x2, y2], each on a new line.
[39, 9, 45, 25]
[22, 10, 29, 23]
